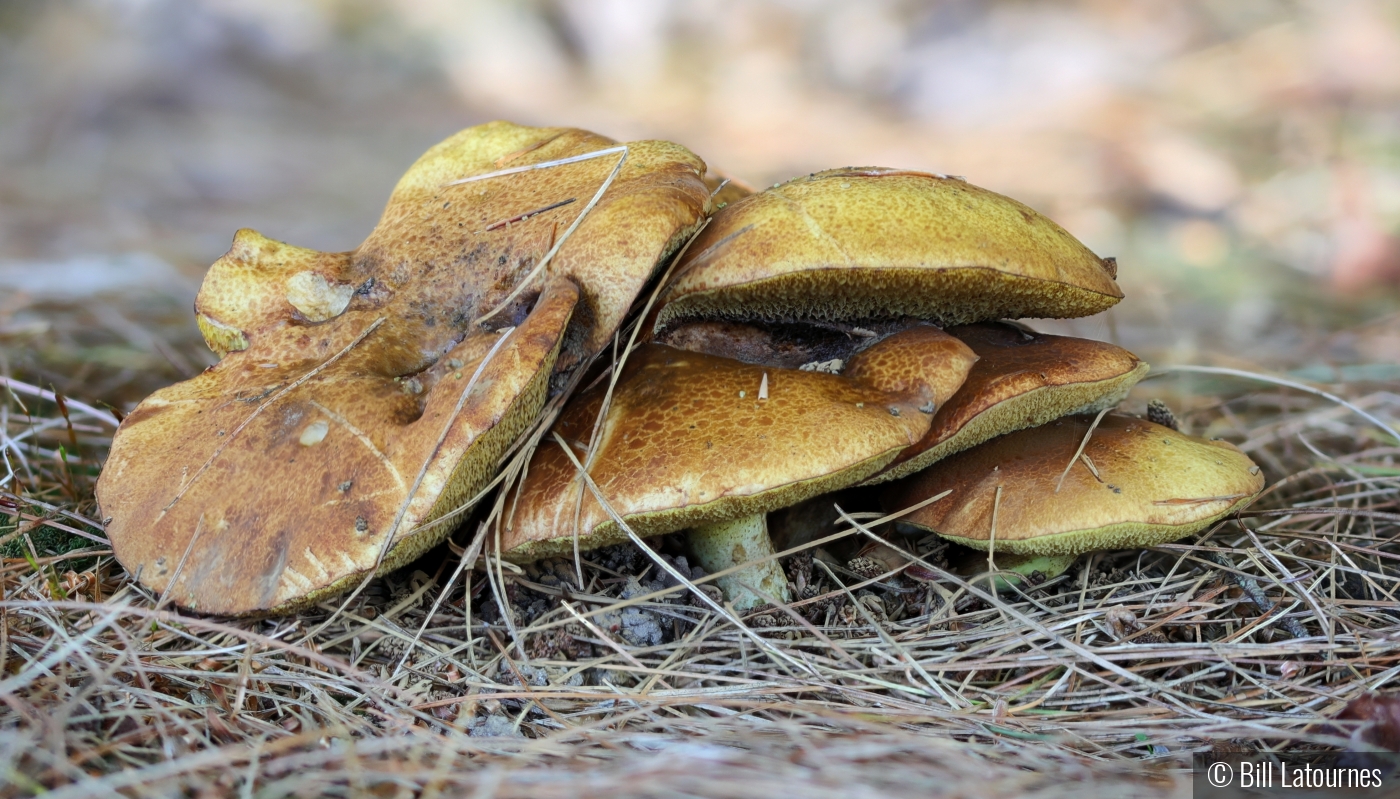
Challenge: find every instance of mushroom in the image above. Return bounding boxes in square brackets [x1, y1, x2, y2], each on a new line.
[851, 535, 1076, 592]
[96, 122, 710, 615]
[944, 548, 1079, 590]
[654, 167, 1123, 333]
[502, 324, 977, 610]
[585, 168, 1133, 609]
[196, 121, 711, 375]
[866, 321, 1149, 483]
[882, 414, 1265, 570]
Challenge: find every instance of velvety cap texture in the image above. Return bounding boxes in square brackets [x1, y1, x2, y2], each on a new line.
[655, 167, 1122, 332]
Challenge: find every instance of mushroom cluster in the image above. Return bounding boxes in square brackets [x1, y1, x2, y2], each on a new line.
[95, 122, 1265, 617]
[502, 167, 1263, 610]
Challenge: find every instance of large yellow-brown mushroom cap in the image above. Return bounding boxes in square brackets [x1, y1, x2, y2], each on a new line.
[196, 121, 709, 369]
[500, 325, 977, 561]
[654, 167, 1123, 333]
[868, 322, 1148, 483]
[883, 414, 1265, 556]
[97, 121, 710, 615]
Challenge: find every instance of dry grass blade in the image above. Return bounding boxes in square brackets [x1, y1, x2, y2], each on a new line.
[564, 216, 712, 589]
[1054, 407, 1113, 493]
[467, 145, 630, 328]
[0, 377, 121, 429]
[1151, 365, 1400, 446]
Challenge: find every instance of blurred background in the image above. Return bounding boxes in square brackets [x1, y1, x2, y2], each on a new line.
[2, 0, 1398, 408]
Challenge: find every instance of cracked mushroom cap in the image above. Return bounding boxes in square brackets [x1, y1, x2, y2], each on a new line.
[499, 324, 977, 561]
[97, 122, 709, 615]
[654, 167, 1123, 333]
[866, 322, 1149, 484]
[196, 120, 709, 369]
[883, 414, 1265, 556]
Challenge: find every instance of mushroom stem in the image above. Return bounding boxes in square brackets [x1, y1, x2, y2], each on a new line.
[948, 547, 1076, 592]
[688, 514, 792, 612]
[983, 552, 1076, 592]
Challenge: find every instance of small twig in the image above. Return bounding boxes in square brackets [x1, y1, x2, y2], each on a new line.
[483, 197, 576, 232]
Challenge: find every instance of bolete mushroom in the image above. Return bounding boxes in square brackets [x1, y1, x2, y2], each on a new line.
[866, 321, 1148, 483]
[654, 167, 1123, 333]
[882, 414, 1265, 570]
[97, 122, 710, 615]
[502, 324, 977, 610]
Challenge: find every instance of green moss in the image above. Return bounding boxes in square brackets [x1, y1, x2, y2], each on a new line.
[0, 524, 96, 565]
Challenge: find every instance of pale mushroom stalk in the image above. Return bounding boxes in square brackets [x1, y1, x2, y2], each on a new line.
[979, 552, 1077, 592]
[687, 514, 790, 612]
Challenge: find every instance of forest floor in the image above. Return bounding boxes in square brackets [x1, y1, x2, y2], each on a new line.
[4, 294, 1400, 797]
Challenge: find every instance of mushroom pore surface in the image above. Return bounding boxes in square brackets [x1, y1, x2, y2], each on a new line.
[655, 168, 1123, 333]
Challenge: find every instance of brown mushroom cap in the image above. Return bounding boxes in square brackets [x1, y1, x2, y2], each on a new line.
[196, 121, 709, 370]
[656, 317, 976, 391]
[654, 167, 1122, 333]
[883, 414, 1265, 556]
[866, 322, 1149, 484]
[97, 122, 710, 615]
[500, 325, 977, 561]
[98, 278, 576, 616]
